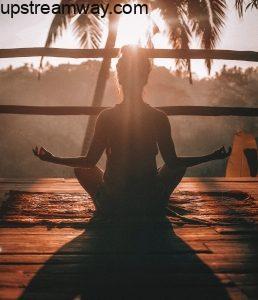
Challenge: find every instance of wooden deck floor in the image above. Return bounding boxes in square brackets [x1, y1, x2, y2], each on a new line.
[0, 178, 258, 300]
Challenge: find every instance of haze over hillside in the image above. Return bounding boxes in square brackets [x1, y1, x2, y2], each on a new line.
[1, 61, 257, 177]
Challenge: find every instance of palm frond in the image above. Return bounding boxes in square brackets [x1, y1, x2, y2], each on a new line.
[154, 1, 192, 81]
[40, 0, 106, 69]
[39, 0, 76, 70]
[179, 16, 193, 84]
[44, 0, 77, 48]
[235, 0, 258, 17]
[73, 14, 104, 49]
[188, 0, 226, 73]
[235, 0, 245, 16]
[145, 16, 160, 48]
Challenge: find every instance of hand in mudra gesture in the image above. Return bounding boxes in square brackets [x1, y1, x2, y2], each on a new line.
[33, 146, 54, 162]
[212, 146, 232, 160]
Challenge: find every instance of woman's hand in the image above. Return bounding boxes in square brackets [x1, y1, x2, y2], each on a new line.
[212, 146, 232, 160]
[33, 146, 54, 162]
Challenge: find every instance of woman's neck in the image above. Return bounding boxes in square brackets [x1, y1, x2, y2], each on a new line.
[122, 91, 144, 104]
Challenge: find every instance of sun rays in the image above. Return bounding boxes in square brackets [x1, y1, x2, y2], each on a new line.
[116, 12, 153, 47]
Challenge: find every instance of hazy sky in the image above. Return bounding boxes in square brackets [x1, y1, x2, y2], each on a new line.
[0, 0, 258, 77]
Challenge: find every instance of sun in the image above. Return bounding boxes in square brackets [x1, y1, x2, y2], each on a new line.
[114, 11, 175, 71]
[114, 12, 209, 78]
[116, 13, 152, 47]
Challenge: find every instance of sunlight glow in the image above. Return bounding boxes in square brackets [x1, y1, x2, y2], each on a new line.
[114, 10, 209, 78]
[40, 8, 209, 78]
[116, 13, 152, 47]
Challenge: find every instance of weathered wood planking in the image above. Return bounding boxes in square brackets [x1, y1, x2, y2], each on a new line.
[0, 178, 257, 299]
[1, 178, 258, 195]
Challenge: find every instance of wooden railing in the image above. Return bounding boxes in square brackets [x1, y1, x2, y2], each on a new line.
[1, 48, 258, 62]
[1, 47, 257, 117]
[0, 105, 257, 116]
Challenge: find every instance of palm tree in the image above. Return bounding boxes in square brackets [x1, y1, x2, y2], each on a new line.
[235, 0, 258, 16]
[80, 13, 120, 154]
[41, 0, 257, 154]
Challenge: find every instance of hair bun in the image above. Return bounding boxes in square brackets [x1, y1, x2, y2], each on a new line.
[116, 45, 152, 87]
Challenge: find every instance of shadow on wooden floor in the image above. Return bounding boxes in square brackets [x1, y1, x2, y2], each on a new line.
[19, 219, 231, 300]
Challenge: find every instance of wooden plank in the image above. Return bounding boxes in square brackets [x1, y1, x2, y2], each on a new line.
[1, 178, 257, 189]
[0, 239, 210, 254]
[0, 262, 256, 275]
[204, 241, 258, 254]
[1, 232, 256, 245]
[1, 177, 257, 183]
[0, 227, 84, 235]
[0, 181, 257, 194]
[0, 288, 24, 300]
[181, 178, 258, 182]
[215, 227, 258, 235]
[0, 226, 217, 235]
[1, 185, 255, 193]
[0, 271, 232, 288]
[0, 178, 66, 183]
[0, 178, 257, 299]
[0, 286, 246, 300]
[1, 48, 258, 62]
[1, 105, 258, 116]
[1, 253, 258, 265]
[0, 229, 257, 243]
[198, 253, 258, 262]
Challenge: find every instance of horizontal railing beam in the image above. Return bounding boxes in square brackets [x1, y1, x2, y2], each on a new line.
[0, 105, 257, 116]
[0, 48, 258, 62]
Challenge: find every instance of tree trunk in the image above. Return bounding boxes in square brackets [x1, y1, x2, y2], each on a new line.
[81, 14, 120, 155]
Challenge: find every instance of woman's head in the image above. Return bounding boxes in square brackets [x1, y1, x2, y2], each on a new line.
[116, 45, 152, 101]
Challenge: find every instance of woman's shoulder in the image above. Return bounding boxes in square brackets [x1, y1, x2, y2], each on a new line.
[146, 104, 168, 121]
[97, 106, 122, 126]
[97, 107, 114, 119]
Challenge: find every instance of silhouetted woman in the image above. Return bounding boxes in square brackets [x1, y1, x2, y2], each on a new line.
[33, 46, 231, 217]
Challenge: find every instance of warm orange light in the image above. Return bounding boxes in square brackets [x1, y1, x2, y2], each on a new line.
[116, 12, 151, 47]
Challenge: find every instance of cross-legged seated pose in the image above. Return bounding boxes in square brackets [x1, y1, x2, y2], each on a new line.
[33, 46, 231, 217]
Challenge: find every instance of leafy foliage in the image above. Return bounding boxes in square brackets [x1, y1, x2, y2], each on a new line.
[235, 0, 258, 17]
[42, 0, 257, 76]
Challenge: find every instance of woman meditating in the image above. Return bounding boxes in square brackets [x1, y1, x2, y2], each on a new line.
[33, 46, 231, 217]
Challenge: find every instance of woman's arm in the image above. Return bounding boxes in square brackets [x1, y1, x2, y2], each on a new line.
[33, 147, 95, 168]
[157, 112, 231, 169]
[177, 146, 231, 168]
[33, 112, 107, 168]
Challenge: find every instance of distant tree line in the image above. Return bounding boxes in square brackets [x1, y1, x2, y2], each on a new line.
[0, 61, 257, 177]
